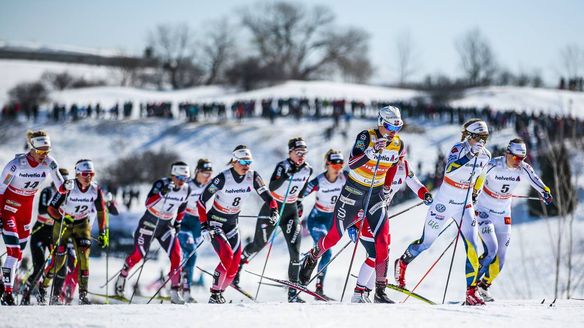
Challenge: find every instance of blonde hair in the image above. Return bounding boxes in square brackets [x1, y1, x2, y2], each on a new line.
[26, 130, 48, 143]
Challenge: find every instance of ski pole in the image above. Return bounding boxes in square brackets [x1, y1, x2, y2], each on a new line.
[105, 212, 110, 304]
[255, 173, 295, 300]
[147, 239, 205, 304]
[340, 152, 383, 302]
[239, 215, 271, 219]
[441, 156, 479, 304]
[512, 195, 541, 201]
[388, 201, 425, 220]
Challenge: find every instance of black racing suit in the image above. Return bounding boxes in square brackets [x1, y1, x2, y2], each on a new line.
[242, 159, 313, 283]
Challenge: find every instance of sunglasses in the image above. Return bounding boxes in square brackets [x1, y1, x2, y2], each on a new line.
[33, 148, 51, 155]
[383, 121, 402, 132]
[79, 171, 95, 177]
[295, 150, 308, 157]
[509, 154, 526, 161]
[328, 163, 344, 170]
[174, 175, 189, 182]
[470, 133, 489, 142]
[237, 159, 253, 166]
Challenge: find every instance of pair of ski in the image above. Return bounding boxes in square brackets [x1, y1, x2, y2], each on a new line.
[248, 270, 435, 304]
[196, 266, 256, 302]
[88, 291, 169, 303]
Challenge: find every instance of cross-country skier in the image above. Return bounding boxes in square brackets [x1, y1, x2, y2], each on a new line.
[178, 158, 213, 302]
[115, 162, 191, 304]
[473, 138, 553, 302]
[0, 130, 70, 305]
[350, 148, 432, 303]
[20, 168, 70, 305]
[38, 159, 108, 305]
[238, 138, 313, 303]
[299, 106, 404, 303]
[196, 145, 276, 303]
[301, 149, 346, 299]
[395, 118, 491, 305]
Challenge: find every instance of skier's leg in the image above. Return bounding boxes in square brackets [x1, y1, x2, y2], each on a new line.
[158, 225, 182, 288]
[73, 219, 91, 294]
[484, 216, 511, 284]
[1, 213, 21, 294]
[178, 231, 195, 289]
[121, 215, 155, 276]
[400, 202, 452, 264]
[221, 226, 241, 289]
[210, 229, 234, 291]
[280, 206, 302, 282]
[476, 209, 497, 280]
[460, 206, 480, 288]
[241, 203, 275, 260]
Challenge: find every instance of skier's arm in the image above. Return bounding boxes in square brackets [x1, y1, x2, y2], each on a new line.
[0, 161, 16, 213]
[269, 161, 290, 191]
[445, 144, 474, 174]
[302, 176, 320, 198]
[47, 158, 67, 193]
[348, 131, 373, 170]
[94, 187, 107, 232]
[403, 160, 429, 199]
[297, 167, 313, 201]
[521, 162, 551, 196]
[197, 173, 226, 224]
[145, 179, 167, 208]
[38, 187, 51, 216]
[253, 171, 277, 209]
[47, 192, 66, 220]
[382, 162, 399, 197]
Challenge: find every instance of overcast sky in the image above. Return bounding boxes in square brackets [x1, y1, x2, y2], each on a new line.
[1, 0, 582, 84]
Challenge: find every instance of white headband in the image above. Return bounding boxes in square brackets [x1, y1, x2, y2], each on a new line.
[30, 136, 51, 150]
[465, 121, 488, 134]
[507, 142, 527, 157]
[232, 148, 253, 161]
[75, 160, 94, 174]
[329, 153, 344, 161]
[171, 164, 190, 177]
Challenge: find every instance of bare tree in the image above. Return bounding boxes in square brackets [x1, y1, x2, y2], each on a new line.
[147, 23, 201, 89]
[559, 44, 584, 80]
[200, 19, 238, 85]
[395, 30, 419, 86]
[456, 28, 498, 86]
[240, 1, 371, 81]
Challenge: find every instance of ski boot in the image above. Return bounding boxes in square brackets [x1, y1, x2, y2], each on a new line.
[20, 284, 31, 305]
[37, 284, 48, 305]
[61, 286, 74, 305]
[50, 294, 63, 306]
[299, 248, 319, 285]
[315, 282, 325, 301]
[79, 290, 91, 305]
[209, 289, 225, 304]
[1, 291, 16, 306]
[288, 287, 305, 303]
[170, 287, 185, 304]
[183, 288, 197, 303]
[394, 258, 408, 288]
[351, 286, 372, 303]
[115, 275, 126, 297]
[465, 286, 485, 306]
[374, 282, 395, 303]
[477, 281, 494, 302]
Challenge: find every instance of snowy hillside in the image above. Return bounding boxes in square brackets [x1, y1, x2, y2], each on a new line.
[450, 86, 584, 119]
